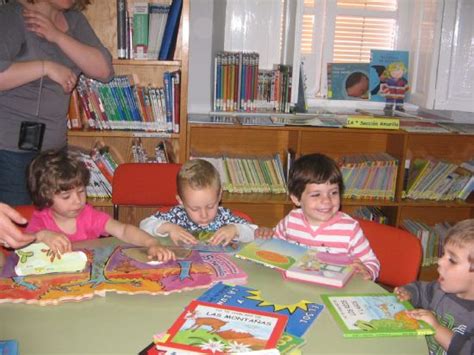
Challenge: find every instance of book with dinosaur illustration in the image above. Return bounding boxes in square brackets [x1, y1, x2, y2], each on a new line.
[154, 299, 287, 353]
[321, 293, 435, 338]
[197, 282, 323, 337]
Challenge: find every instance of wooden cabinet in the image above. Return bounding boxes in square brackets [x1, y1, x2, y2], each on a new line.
[67, 0, 189, 221]
[187, 123, 474, 228]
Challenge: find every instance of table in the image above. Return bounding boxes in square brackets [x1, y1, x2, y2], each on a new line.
[0, 238, 428, 355]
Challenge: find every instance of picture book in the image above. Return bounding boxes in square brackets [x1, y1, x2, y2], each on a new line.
[197, 282, 324, 337]
[327, 63, 369, 100]
[235, 238, 307, 271]
[369, 50, 409, 103]
[187, 231, 242, 253]
[200, 253, 248, 285]
[0, 244, 214, 305]
[14, 242, 88, 276]
[321, 293, 435, 338]
[0, 339, 18, 355]
[284, 249, 354, 288]
[155, 300, 287, 353]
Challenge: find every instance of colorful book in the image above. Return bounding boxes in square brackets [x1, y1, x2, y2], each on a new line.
[235, 238, 308, 271]
[200, 253, 248, 285]
[132, 2, 149, 60]
[158, 0, 182, 60]
[284, 249, 354, 288]
[327, 63, 369, 100]
[0, 340, 18, 355]
[197, 282, 324, 337]
[321, 293, 435, 338]
[154, 299, 287, 353]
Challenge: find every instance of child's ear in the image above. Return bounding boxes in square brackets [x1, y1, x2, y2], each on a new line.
[290, 194, 300, 207]
[176, 195, 183, 205]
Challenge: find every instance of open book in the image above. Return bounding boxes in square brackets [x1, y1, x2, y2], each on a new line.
[321, 293, 435, 338]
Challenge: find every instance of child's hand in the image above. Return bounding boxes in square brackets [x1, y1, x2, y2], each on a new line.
[254, 227, 273, 239]
[147, 244, 176, 262]
[164, 224, 198, 246]
[351, 259, 372, 280]
[35, 230, 71, 258]
[405, 309, 439, 328]
[208, 225, 238, 246]
[394, 286, 412, 301]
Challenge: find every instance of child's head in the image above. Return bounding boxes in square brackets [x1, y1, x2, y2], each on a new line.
[437, 219, 474, 299]
[345, 72, 369, 98]
[288, 154, 344, 225]
[28, 149, 89, 211]
[176, 159, 222, 227]
[384, 62, 406, 80]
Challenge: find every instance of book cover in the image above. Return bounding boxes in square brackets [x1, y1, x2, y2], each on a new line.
[369, 50, 409, 103]
[0, 339, 18, 355]
[235, 238, 307, 271]
[327, 63, 369, 100]
[200, 253, 247, 285]
[155, 299, 287, 353]
[147, 3, 170, 59]
[116, 0, 127, 59]
[284, 249, 354, 288]
[321, 293, 435, 338]
[197, 282, 324, 337]
[158, 0, 182, 60]
[132, 2, 149, 60]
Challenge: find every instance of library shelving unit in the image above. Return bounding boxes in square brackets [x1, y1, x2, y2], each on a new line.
[186, 123, 474, 280]
[67, 0, 189, 224]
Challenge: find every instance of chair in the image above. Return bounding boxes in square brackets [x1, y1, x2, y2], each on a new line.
[357, 219, 423, 288]
[112, 163, 182, 219]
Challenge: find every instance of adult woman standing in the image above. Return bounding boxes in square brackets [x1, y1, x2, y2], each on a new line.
[0, 0, 113, 205]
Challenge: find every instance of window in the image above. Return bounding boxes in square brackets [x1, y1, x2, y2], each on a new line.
[300, 0, 403, 98]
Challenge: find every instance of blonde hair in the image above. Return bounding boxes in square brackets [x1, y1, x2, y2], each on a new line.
[26, 0, 91, 11]
[445, 219, 474, 272]
[177, 159, 221, 197]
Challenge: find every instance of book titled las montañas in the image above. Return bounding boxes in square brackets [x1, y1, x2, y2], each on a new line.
[321, 293, 435, 338]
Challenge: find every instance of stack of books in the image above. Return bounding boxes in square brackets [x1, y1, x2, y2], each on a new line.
[339, 153, 399, 200]
[194, 154, 287, 194]
[78, 150, 118, 199]
[352, 206, 389, 224]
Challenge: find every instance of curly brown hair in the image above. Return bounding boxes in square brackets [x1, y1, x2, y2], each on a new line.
[27, 148, 90, 210]
[288, 153, 344, 200]
[26, 0, 91, 11]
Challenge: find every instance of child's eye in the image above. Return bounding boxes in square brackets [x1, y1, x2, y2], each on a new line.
[330, 190, 339, 196]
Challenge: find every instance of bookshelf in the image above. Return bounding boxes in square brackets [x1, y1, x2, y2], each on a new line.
[186, 123, 474, 280]
[67, 0, 189, 222]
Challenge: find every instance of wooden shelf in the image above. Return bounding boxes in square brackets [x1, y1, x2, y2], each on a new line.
[112, 59, 181, 66]
[68, 130, 179, 139]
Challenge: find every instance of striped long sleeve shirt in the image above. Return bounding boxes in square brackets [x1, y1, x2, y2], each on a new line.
[274, 210, 380, 280]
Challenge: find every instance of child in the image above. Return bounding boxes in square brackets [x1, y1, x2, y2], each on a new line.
[140, 159, 271, 246]
[345, 72, 369, 99]
[272, 153, 380, 280]
[395, 219, 474, 355]
[25, 149, 175, 262]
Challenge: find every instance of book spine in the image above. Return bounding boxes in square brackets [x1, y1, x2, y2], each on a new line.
[132, 2, 149, 60]
[116, 0, 127, 59]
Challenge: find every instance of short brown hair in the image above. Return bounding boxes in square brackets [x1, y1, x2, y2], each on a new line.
[177, 159, 221, 198]
[26, 0, 91, 11]
[444, 219, 474, 271]
[27, 149, 90, 209]
[288, 153, 344, 199]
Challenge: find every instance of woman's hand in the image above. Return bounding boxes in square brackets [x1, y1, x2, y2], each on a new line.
[44, 61, 77, 93]
[23, 8, 63, 43]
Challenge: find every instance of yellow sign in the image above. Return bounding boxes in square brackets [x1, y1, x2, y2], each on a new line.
[346, 115, 400, 130]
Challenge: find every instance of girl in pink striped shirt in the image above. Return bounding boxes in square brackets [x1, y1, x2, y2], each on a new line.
[273, 153, 380, 280]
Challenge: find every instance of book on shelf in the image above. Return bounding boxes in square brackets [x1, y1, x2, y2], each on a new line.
[132, 2, 149, 59]
[321, 293, 435, 338]
[236, 238, 354, 288]
[270, 115, 346, 128]
[401, 219, 439, 267]
[399, 119, 451, 133]
[154, 299, 287, 353]
[345, 115, 400, 130]
[116, 0, 127, 59]
[438, 122, 474, 135]
[158, 0, 182, 60]
[327, 63, 369, 100]
[147, 2, 170, 59]
[352, 206, 389, 224]
[369, 50, 409, 103]
[197, 282, 324, 337]
[188, 114, 238, 125]
[0, 339, 18, 355]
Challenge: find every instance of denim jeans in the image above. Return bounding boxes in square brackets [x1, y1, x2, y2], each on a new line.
[0, 149, 38, 205]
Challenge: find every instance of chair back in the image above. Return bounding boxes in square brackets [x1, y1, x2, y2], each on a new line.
[357, 219, 422, 288]
[112, 163, 182, 219]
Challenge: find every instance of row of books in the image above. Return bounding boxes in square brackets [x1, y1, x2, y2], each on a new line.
[352, 206, 390, 224]
[131, 138, 171, 163]
[403, 158, 474, 201]
[339, 153, 398, 201]
[401, 219, 453, 267]
[194, 154, 288, 194]
[116, 0, 182, 60]
[213, 51, 293, 113]
[78, 152, 117, 199]
[72, 71, 180, 133]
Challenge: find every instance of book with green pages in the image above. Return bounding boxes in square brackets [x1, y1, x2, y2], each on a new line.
[321, 293, 435, 338]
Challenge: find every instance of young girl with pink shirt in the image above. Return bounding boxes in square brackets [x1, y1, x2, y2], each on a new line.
[25, 149, 175, 262]
[273, 153, 380, 280]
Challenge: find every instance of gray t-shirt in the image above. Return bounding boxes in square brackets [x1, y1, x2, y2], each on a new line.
[405, 281, 474, 355]
[0, 0, 113, 152]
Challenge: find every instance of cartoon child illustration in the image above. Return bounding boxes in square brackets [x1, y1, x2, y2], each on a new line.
[379, 62, 409, 113]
